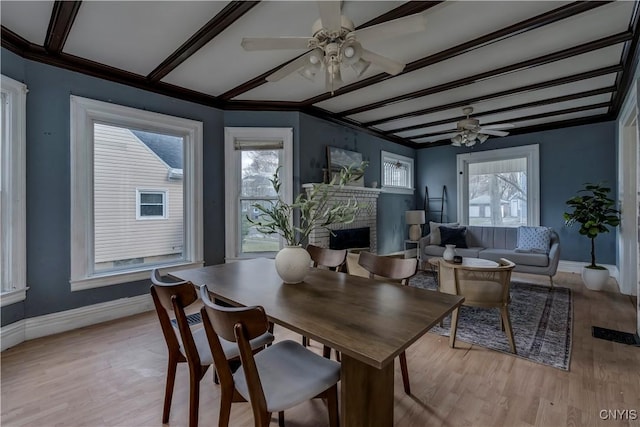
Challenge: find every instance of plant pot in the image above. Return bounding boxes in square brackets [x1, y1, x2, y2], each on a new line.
[581, 266, 609, 291]
[275, 245, 311, 284]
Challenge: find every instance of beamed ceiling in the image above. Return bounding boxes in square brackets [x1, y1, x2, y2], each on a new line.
[2, 1, 638, 149]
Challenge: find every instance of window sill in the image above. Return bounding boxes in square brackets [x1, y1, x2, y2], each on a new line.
[381, 186, 414, 195]
[70, 261, 204, 291]
[0, 288, 28, 307]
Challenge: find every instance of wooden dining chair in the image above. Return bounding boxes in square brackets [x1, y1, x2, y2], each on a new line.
[357, 251, 418, 395]
[437, 258, 517, 353]
[304, 245, 347, 354]
[199, 287, 341, 427]
[150, 270, 274, 427]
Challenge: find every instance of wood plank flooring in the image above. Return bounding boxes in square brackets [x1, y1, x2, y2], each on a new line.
[2, 271, 639, 427]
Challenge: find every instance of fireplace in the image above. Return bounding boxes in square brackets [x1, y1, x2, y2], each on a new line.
[303, 184, 381, 253]
[330, 227, 370, 250]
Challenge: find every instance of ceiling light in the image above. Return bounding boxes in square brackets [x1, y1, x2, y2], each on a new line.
[477, 133, 489, 143]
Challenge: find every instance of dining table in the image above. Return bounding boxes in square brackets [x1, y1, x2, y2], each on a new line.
[171, 257, 464, 427]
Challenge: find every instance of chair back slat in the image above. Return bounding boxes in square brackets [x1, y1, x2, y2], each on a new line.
[199, 287, 269, 418]
[306, 244, 347, 271]
[151, 281, 201, 367]
[358, 251, 418, 284]
[153, 281, 198, 312]
[199, 287, 270, 343]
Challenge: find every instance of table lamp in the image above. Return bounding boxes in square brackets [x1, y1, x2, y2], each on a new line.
[405, 210, 425, 241]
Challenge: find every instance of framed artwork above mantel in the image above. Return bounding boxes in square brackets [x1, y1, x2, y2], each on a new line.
[326, 146, 364, 186]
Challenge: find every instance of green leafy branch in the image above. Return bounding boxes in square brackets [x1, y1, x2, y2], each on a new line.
[248, 161, 369, 246]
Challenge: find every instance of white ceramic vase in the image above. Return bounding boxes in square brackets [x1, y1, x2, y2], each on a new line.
[275, 245, 311, 284]
[581, 266, 609, 291]
[443, 244, 456, 262]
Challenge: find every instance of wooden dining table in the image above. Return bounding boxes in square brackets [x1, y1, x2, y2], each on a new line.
[171, 257, 464, 427]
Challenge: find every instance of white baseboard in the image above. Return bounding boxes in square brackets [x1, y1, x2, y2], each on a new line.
[1, 294, 153, 352]
[1, 319, 26, 351]
[557, 260, 619, 281]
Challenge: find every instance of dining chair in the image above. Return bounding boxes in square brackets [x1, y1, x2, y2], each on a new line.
[199, 286, 341, 427]
[304, 244, 347, 355]
[356, 251, 418, 395]
[437, 258, 517, 353]
[150, 270, 274, 427]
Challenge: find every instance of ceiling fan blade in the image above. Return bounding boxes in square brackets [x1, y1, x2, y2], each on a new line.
[241, 37, 311, 51]
[355, 12, 427, 44]
[318, 0, 342, 33]
[481, 123, 515, 130]
[481, 129, 510, 137]
[267, 53, 314, 82]
[361, 49, 405, 75]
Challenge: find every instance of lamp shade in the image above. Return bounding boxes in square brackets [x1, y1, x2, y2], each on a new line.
[405, 210, 425, 225]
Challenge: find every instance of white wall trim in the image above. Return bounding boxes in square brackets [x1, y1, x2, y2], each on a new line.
[69, 95, 203, 290]
[557, 260, 619, 281]
[224, 127, 293, 262]
[1, 294, 153, 352]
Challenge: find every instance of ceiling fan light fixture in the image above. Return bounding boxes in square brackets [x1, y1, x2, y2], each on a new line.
[451, 134, 463, 145]
[309, 48, 324, 65]
[478, 133, 489, 143]
[340, 38, 362, 66]
[298, 65, 318, 82]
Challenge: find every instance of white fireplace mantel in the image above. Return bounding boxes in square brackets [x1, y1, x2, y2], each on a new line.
[301, 183, 383, 193]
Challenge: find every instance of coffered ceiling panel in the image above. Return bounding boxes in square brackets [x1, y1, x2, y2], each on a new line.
[373, 73, 618, 132]
[347, 44, 624, 123]
[63, 1, 227, 76]
[1, 0, 637, 148]
[0, 1, 53, 45]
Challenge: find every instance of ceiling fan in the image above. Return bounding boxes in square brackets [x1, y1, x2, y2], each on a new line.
[240, 1, 427, 93]
[436, 107, 514, 147]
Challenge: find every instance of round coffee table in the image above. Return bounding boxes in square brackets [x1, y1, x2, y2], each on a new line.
[428, 257, 499, 269]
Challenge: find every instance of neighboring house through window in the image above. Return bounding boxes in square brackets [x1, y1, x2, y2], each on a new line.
[457, 144, 540, 226]
[0, 75, 27, 306]
[381, 151, 414, 194]
[224, 127, 293, 261]
[70, 96, 203, 290]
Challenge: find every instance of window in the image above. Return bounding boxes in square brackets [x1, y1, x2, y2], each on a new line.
[381, 151, 414, 194]
[224, 128, 293, 261]
[70, 96, 203, 290]
[0, 75, 27, 306]
[457, 144, 539, 226]
[137, 190, 167, 219]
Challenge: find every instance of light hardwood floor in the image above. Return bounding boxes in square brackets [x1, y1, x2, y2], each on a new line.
[2, 271, 639, 427]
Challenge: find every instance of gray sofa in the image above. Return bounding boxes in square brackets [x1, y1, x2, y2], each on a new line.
[419, 225, 560, 286]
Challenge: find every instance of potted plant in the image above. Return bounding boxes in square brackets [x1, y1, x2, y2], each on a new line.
[249, 161, 368, 283]
[563, 183, 620, 290]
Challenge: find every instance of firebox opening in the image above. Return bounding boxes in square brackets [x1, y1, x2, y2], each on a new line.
[329, 227, 370, 251]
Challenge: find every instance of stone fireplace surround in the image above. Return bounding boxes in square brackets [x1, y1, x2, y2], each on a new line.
[303, 184, 382, 253]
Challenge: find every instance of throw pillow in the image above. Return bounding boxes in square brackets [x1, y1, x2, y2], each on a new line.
[515, 226, 551, 253]
[429, 221, 459, 245]
[439, 226, 468, 248]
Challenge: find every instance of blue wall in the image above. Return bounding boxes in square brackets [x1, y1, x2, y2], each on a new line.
[1, 50, 419, 325]
[298, 114, 417, 254]
[1, 49, 225, 324]
[416, 121, 618, 265]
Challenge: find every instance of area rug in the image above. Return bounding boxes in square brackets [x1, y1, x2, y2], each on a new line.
[409, 272, 573, 370]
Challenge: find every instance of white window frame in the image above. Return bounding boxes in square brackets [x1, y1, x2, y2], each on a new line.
[381, 150, 414, 194]
[456, 144, 540, 226]
[224, 127, 293, 262]
[70, 96, 203, 291]
[136, 189, 168, 220]
[0, 75, 28, 306]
